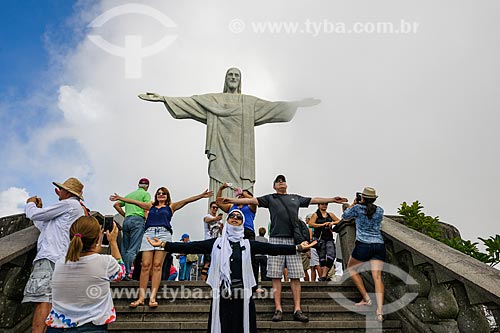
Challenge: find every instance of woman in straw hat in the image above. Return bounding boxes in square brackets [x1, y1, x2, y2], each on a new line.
[342, 187, 386, 322]
[46, 216, 125, 332]
[147, 209, 317, 333]
[109, 187, 212, 308]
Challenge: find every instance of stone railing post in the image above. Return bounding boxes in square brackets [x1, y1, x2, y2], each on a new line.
[334, 218, 356, 270]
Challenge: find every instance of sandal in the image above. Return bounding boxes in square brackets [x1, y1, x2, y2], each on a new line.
[129, 299, 144, 308]
[148, 300, 159, 308]
[376, 312, 385, 322]
[355, 297, 372, 306]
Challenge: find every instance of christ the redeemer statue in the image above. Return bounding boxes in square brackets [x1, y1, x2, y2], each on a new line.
[139, 67, 319, 197]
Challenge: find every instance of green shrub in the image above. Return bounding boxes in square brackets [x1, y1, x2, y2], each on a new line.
[398, 201, 499, 268]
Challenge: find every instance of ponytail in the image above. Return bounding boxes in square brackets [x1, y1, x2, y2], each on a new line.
[65, 216, 101, 263]
[66, 235, 84, 262]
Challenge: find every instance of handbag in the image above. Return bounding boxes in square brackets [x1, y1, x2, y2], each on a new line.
[275, 194, 311, 244]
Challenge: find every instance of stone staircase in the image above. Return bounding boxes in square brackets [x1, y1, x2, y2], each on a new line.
[109, 280, 401, 332]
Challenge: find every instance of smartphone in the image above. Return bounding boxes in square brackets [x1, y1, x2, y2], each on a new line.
[101, 216, 114, 247]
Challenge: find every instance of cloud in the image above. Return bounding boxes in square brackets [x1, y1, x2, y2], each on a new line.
[0, 187, 29, 217]
[2, 0, 500, 244]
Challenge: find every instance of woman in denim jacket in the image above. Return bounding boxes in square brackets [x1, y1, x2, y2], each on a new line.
[342, 187, 385, 322]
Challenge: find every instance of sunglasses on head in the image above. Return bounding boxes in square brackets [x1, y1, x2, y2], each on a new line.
[228, 213, 243, 221]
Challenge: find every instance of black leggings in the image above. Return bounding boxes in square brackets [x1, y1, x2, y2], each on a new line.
[317, 239, 336, 268]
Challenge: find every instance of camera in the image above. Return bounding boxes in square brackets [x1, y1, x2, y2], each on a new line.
[101, 216, 114, 247]
[356, 192, 362, 203]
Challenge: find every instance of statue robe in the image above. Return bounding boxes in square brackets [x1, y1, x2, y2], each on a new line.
[161, 93, 298, 194]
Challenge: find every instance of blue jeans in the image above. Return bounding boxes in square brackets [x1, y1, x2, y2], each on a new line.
[179, 262, 193, 281]
[121, 215, 145, 275]
[46, 323, 108, 332]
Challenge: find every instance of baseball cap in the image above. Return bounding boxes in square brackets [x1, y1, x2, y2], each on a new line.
[273, 174, 286, 184]
[180, 233, 189, 240]
[138, 178, 150, 185]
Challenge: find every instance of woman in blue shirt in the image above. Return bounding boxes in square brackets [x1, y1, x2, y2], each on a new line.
[110, 187, 211, 308]
[342, 187, 385, 322]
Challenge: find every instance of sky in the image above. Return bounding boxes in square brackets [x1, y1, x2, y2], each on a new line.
[0, 0, 499, 245]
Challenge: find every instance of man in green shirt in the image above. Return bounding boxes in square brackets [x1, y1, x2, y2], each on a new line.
[113, 178, 151, 279]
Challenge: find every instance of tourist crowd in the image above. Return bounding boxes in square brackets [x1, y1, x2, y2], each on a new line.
[23, 175, 386, 332]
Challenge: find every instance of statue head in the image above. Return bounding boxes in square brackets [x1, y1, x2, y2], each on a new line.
[223, 67, 241, 94]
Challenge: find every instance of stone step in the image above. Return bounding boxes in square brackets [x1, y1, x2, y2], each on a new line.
[112, 291, 362, 308]
[110, 281, 401, 332]
[108, 319, 401, 332]
[111, 280, 356, 293]
[115, 304, 374, 322]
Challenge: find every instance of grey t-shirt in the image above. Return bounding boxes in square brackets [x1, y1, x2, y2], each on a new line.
[257, 194, 311, 238]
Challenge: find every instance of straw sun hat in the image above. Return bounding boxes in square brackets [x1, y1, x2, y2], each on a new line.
[361, 187, 378, 199]
[52, 177, 84, 200]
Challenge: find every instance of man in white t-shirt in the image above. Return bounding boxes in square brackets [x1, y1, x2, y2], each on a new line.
[200, 201, 223, 281]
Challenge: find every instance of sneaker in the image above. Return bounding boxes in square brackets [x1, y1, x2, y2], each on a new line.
[271, 310, 283, 322]
[122, 276, 132, 281]
[293, 310, 309, 322]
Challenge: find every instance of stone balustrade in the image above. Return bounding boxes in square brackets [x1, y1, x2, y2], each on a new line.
[335, 216, 500, 332]
[0, 214, 38, 332]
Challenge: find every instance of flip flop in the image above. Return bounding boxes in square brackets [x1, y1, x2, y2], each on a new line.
[376, 313, 385, 322]
[129, 300, 144, 308]
[149, 300, 159, 308]
[355, 297, 372, 306]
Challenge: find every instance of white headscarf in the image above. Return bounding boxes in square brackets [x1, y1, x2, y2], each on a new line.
[206, 209, 256, 333]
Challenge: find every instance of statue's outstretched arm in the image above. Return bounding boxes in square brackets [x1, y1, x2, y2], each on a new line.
[138, 92, 165, 102]
[292, 98, 321, 108]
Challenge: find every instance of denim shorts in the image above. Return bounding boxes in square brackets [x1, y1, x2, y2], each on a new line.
[22, 259, 55, 303]
[351, 241, 386, 262]
[140, 226, 172, 252]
